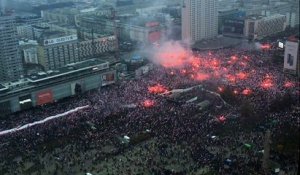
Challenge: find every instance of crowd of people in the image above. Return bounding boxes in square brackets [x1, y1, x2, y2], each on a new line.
[0, 47, 299, 174]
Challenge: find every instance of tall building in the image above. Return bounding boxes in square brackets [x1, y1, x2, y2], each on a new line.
[182, 0, 218, 43]
[38, 32, 80, 70]
[0, 16, 24, 82]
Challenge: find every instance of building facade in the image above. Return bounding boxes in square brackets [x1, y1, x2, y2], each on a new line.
[244, 14, 286, 40]
[79, 35, 117, 58]
[0, 16, 24, 82]
[19, 40, 39, 64]
[0, 59, 116, 116]
[182, 0, 218, 43]
[38, 34, 80, 70]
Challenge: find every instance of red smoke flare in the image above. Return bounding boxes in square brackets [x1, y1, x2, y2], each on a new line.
[148, 84, 168, 94]
[261, 79, 273, 89]
[218, 87, 224, 93]
[142, 100, 155, 108]
[194, 73, 210, 81]
[236, 72, 248, 80]
[226, 74, 236, 83]
[242, 89, 252, 95]
[218, 115, 226, 122]
[284, 81, 294, 88]
[261, 44, 271, 50]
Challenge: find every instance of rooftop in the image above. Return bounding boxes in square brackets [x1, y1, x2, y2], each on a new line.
[0, 84, 7, 90]
[27, 59, 109, 82]
[245, 14, 285, 20]
[41, 31, 66, 39]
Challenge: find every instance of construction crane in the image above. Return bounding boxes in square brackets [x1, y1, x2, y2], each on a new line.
[110, 7, 120, 62]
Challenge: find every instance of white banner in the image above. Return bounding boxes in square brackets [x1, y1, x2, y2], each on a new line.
[44, 35, 78, 46]
[0, 105, 89, 136]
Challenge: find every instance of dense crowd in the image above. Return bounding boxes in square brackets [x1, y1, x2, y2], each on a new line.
[0, 48, 299, 174]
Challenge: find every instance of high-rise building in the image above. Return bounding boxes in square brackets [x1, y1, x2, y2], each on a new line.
[0, 16, 24, 82]
[182, 0, 218, 43]
[38, 32, 80, 71]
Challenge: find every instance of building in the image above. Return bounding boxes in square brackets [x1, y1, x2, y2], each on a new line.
[79, 35, 117, 59]
[38, 32, 80, 70]
[41, 7, 99, 26]
[222, 17, 245, 37]
[17, 23, 50, 40]
[239, 1, 299, 28]
[284, 35, 299, 75]
[15, 13, 44, 39]
[218, 9, 246, 36]
[244, 14, 286, 40]
[121, 21, 165, 44]
[181, 0, 218, 43]
[32, 24, 51, 40]
[0, 16, 24, 82]
[19, 40, 39, 64]
[0, 59, 116, 116]
[42, 8, 79, 26]
[261, 1, 299, 28]
[285, 10, 299, 28]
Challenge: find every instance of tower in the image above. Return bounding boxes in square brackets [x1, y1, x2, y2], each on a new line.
[0, 15, 24, 82]
[181, 0, 218, 43]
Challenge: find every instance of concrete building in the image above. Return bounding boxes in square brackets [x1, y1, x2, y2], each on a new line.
[15, 13, 44, 39]
[239, 1, 299, 28]
[182, 0, 218, 43]
[120, 21, 165, 44]
[38, 32, 80, 70]
[79, 35, 117, 58]
[17, 23, 50, 40]
[261, 1, 299, 28]
[244, 14, 286, 40]
[0, 16, 24, 82]
[42, 8, 79, 26]
[0, 59, 116, 116]
[78, 12, 167, 44]
[218, 9, 246, 37]
[32, 24, 51, 40]
[19, 40, 39, 64]
[42, 7, 99, 26]
[284, 35, 299, 75]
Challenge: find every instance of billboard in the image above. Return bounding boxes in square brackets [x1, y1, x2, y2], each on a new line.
[43, 35, 77, 46]
[284, 41, 299, 71]
[36, 90, 54, 105]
